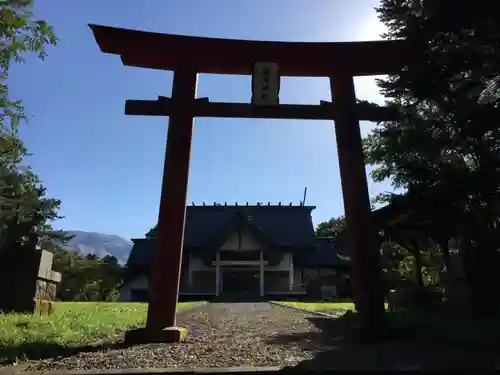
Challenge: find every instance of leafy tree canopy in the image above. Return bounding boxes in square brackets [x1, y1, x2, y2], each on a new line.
[0, 0, 63, 253]
[315, 216, 345, 239]
[363, 0, 500, 314]
[365, 0, 500, 240]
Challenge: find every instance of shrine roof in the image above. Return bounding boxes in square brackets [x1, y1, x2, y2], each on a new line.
[125, 204, 317, 270]
[89, 24, 414, 77]
[143, 204, 316, 247]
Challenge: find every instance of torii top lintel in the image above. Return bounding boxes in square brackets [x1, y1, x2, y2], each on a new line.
[89, 24, 413, 77]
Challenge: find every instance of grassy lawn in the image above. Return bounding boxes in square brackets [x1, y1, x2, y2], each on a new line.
[385, 310, 500, 349]
[276, 301, 357, 315]
[276, 301, 500, 350]
[0, 301, 201, 364]
[276, 301, 389, 315]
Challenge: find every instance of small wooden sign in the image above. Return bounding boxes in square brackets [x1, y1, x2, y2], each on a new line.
[251, 62, 280, 106]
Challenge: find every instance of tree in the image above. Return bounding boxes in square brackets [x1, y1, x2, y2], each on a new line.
[0, 1, 63, 254]
[315, 216, 345, 238]
[1, 0, 57, 133]
[0, 156, 66, 253]
[98, 255, 124, 300]
[52, 248, 124, 301]
[364, 0, 500, 314]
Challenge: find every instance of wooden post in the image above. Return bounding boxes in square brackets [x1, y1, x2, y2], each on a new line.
[329, 74, 385, 331]
[215, 251, 220, 297]
[188, 253, 193, 292]
[146, 69, 198, 331]
[259, 250, 265, 297]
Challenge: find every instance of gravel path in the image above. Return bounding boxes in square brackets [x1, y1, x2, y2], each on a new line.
[28, 302, 499, 371]
[30, 303, 324, 370]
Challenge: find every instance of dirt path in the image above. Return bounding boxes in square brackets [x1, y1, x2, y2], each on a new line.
[29, 303, 498, 371]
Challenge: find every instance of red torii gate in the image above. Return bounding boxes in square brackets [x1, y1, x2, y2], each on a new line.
[89, 24, 412, 343]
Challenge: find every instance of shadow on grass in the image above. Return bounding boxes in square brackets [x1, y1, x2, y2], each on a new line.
[268, 312, 500, 371]
[0, 304, 207, 366]
[0, 338, 134, 366]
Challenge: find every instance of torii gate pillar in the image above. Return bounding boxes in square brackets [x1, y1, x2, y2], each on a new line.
[89, 24, 413, 343]
[144, 70, 198, 340]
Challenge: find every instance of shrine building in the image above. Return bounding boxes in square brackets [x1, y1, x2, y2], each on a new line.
[119, 203, 351, 301]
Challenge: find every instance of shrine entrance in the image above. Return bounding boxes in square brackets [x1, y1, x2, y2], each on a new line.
[89, 24, 413, 343]
[220, 267, 261, 300]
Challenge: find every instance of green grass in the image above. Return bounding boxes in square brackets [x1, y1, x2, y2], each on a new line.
[0, 301, 201, 364]
[275, 301, 389, 315]
[276, 301, 500, 349]
[276, 301, 357, 314]
[385, 310, 500, 348]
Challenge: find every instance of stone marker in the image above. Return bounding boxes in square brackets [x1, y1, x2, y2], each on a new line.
[0, 245, 61, 315]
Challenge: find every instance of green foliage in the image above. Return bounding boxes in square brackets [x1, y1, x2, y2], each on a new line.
[0, 0, 63, 255]
[366, 0, 500, 225]
[362, 0, 500, 313]
[0, 0, 57, 133]
[315, 215, 345, 238]
[51, 249, 124, 302]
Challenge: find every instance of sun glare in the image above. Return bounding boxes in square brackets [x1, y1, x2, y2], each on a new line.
[355, 14, 388, 42]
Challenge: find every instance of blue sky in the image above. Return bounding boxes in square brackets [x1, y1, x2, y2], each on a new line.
[10, 0, 392, 240]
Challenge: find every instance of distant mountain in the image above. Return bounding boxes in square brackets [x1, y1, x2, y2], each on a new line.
[63, 230, 133, 264]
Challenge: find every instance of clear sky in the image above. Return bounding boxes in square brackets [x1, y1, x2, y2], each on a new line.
[10, 0, 392, 240]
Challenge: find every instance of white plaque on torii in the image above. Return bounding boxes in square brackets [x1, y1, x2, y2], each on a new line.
[251, 62, 280, 106]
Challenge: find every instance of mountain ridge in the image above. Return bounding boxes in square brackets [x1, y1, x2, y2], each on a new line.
[63, 230, 133, 264]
